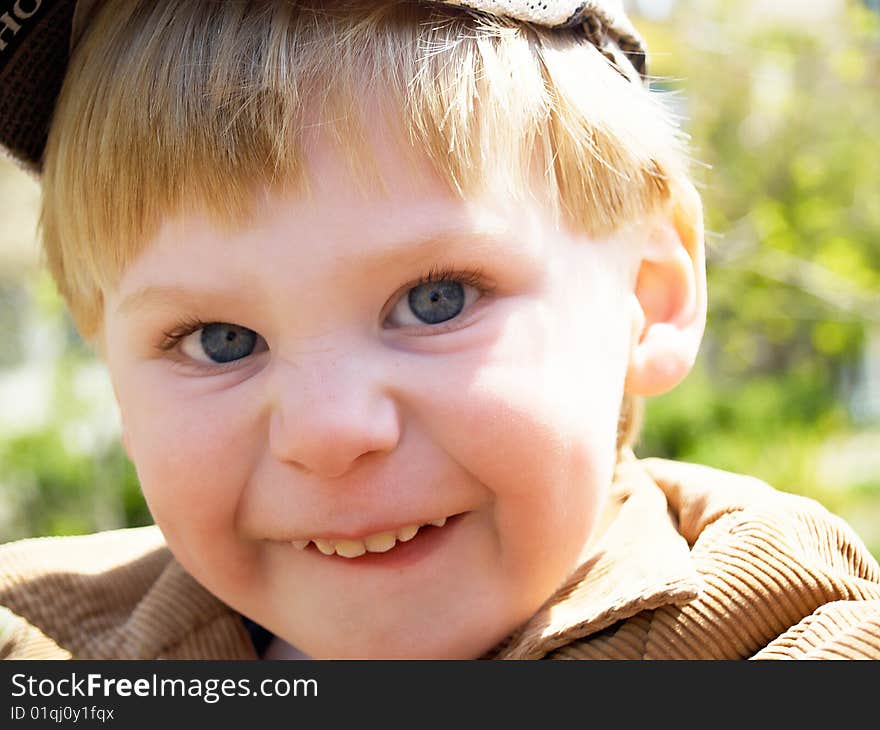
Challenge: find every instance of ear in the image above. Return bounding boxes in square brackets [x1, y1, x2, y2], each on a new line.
[625, 180, 707, 397]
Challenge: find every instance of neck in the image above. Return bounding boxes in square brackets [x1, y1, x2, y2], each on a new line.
[261, 636, 313, 660]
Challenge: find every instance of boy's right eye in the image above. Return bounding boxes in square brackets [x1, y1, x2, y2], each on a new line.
[178, 322, 268, 364]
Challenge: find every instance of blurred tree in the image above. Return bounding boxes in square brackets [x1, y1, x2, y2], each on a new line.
[633, 0, 880, 555]
[0, 160, 149, 540]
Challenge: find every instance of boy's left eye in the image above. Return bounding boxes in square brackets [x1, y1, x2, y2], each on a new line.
[179, 323, 268, 364]
[386, 273, 484, 329]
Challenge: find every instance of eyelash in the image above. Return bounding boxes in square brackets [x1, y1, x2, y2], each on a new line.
[411, 264, 487, 292]
[158, 315, 211, 353]
[156, 264, 494, 357]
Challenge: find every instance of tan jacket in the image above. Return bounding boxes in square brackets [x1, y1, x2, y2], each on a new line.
[2, 457, 879, 660]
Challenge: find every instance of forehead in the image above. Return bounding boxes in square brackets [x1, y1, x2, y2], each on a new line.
[111, 104, 650, 330]
[110, 117, 558, 308]
[302, 106, 458, 209]
[297, 92, 552, 212]
[127, 106, 548, 261]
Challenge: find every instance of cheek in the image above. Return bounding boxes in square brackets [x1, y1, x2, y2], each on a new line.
[405, 300, 628, 570]
[440, 363, 618, 539]
[116, 368, 263, 555]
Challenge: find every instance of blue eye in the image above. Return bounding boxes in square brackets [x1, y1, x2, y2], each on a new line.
[386, 269, 485, 330]
[180, 323, 262, 364]
[407, 280, 465, 325]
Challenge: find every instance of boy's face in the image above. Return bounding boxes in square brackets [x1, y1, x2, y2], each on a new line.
[100, 115, 643, 659]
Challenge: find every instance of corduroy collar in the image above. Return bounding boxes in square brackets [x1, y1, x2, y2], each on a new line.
[483, 455, 703, 659]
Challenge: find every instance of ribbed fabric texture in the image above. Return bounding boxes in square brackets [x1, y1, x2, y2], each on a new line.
[2, 458, 879, 660]
[0, 528, 256, 660]
[541, 459, 880, 660]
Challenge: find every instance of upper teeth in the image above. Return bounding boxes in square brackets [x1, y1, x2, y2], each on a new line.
[291, 517, 448, 558]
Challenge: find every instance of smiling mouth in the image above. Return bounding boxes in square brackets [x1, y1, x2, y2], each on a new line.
[290, 515, 454, 559]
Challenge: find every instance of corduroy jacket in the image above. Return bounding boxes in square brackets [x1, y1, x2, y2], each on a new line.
[2, 456, 879, 660]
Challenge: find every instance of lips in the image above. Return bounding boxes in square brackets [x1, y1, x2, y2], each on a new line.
[290, 516, 449, 558]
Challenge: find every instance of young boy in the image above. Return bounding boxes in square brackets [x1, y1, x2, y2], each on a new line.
[1, 0, 879, 660]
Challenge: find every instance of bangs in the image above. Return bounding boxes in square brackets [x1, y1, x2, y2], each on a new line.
[40, 0, 687, 338]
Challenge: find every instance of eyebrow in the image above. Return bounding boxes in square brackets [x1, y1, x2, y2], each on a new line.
[117, 224, 526, 317]
[118, 284, 242, 316]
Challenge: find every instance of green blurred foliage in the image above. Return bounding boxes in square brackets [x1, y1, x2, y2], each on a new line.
[633, 0, 880, 557]
[0, 271, 152, 541]
[0, 427, 148, 540]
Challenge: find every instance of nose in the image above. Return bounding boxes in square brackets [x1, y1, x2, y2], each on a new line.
[268, 350, 402, 478]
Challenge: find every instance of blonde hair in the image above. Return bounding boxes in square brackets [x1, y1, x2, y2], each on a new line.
[40, 0, 690, 450]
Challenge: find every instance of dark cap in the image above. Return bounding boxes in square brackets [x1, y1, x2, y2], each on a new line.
[0, 0, 648, 176]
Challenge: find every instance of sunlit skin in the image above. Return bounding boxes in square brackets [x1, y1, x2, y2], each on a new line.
[99, 109, 703, 659]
